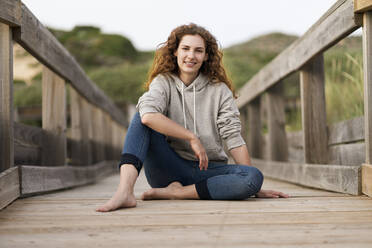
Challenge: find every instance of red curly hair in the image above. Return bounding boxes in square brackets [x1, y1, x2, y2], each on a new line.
[145, 23, 236, 97]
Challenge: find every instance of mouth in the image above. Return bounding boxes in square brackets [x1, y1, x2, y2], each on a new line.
[184, 61, 197, 67]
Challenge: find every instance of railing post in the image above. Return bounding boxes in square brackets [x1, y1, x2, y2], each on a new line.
[70, 87, 92, 165]
[239, 106, 248, 144]
[92, 106, 105, 163]
[267, 82, 288, 161]
[247, 97, 263, 159]
[362, 11, 372, 197]
[42, 66, 67, 166]
[300, 54, 328, 164]
[0, 23, 14, 173]
[103, 113, 114, 160]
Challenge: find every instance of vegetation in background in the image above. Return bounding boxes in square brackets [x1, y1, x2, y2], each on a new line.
[325, 52, 364, 124]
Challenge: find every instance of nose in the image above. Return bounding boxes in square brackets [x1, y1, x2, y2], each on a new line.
[187, 50, 195, 58]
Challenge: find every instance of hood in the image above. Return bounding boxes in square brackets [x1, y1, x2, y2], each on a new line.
[171, 73, 210, 93]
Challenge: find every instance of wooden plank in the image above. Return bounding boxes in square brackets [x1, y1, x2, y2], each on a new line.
[286, 131, 303, 148]
[247, 98, 263, 158]
[12, 3, 126, 126]
[0, 23, 14, 173]
[328, 143, 365, 166]
[0, 167, 19, 210]
[236, 0, 361, 108]
[300, 54, 328, 164]
[80, 98, 93, 165]
[328, 116, 364, 145]
[239, 107, 248, 144]
[266, 83, 288, 161]
[252, 158, 361, 195]
[42, 66, 67, 166]
[362, 163, 372, 196]
[91, 107, 105, 163]
[364, 12, 372, 163]
[20, 161, 118, 196]
[70, 87, 84, 165]
[355, 0, 372, 13]
[14, 138, 41, 165]
[0, 0, 21, 26]
[2, 173, 372, 247]
[104, 113, 115, 160]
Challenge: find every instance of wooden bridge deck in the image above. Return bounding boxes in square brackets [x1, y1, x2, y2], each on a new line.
[1, 172, 372, 248]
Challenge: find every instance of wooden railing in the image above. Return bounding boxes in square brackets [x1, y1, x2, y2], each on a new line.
[0, 0, 126, 209]
[238, 0, 372, 196]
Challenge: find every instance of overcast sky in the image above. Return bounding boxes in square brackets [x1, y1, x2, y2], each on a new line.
[22, 0, 349, 51]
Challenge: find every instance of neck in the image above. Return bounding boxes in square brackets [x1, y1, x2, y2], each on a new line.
[179, 72, 198, 86]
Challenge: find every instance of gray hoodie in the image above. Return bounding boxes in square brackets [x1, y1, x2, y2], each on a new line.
[136, 73, 245, 162]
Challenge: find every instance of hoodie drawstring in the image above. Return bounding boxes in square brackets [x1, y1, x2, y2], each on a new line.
[181, 83, 197, 135]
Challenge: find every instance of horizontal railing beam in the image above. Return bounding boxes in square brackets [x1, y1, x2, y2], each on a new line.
[0, 0, 21, 26]
[0, 2, 127, 126]
[236, 0, 362, 108]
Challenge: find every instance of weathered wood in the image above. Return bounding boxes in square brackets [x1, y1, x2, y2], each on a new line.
[236, 0, 361, 108]
[355, 0, 372, 13]
[12, 4, 126, 126]
[80, 98, 93, 165]
[103, 113, 115, 160]
[363, 11, 372, 163]
[69, 87, 88, 165]
[286, 131, 303, 148]
[300, 54, 328, 164]
[20, 161, 117, 196]
[239, 107, 248, 144]
[0, 167, 19, 210]
[0, 0, 21, 26]
[14, 138, 40, 165]
[42, 66, 66, 166]
[328, 116, 364, 145]
[253, 158, 361, 195]
[0, 23, 14, 173]
[3, 171, 372, 247]
[362, 163, 372, 196]
[247, 98, 263, 158]
[328, 143, 365, 166]
[91, 107, 105, 163]
[267, 83, 288, 161]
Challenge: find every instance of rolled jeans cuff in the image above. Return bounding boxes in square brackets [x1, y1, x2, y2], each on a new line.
[118, 153, 142, 175]
[195, 180, 212, 200]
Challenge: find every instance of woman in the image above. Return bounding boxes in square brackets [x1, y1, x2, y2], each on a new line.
[97, 23, 288, 212]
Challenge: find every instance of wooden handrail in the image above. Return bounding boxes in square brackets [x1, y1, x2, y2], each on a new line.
[236, 0, 372, 196]
[0, 0, 126, 126]
[236, 0, 362, 108]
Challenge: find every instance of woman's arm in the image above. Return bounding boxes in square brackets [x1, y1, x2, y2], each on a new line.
[141, 112, 209, 170]
[229, 145, 252, 165]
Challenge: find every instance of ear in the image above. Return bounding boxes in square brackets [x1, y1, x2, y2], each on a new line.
[174, 50, 178, 57]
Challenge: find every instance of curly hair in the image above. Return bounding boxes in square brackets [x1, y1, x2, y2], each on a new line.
[144, 23, 236, 97]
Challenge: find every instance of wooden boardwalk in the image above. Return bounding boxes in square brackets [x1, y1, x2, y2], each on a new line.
[0, 172, 372, 247]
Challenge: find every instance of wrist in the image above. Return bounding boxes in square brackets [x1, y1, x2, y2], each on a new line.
[187, 132, 198, 142]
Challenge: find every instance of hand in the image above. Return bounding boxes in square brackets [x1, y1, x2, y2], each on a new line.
[255, 189, 289, 198]
[189, 136, 208, 170]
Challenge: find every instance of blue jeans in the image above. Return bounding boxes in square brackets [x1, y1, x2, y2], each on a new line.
[119, 112, 263, 200]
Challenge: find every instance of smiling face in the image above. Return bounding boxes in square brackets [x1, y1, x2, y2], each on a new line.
[174, 34, 208, 82]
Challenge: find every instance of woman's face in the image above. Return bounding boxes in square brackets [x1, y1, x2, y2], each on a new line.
[174, 34, 208, 78]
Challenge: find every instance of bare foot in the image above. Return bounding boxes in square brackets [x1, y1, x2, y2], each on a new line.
[141, 181, 183, 200]
[96, 189, 137, 212]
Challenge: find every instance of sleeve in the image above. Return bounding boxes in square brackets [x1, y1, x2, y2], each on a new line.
[136, 75, 169, 117]
[216, 85, 246, 150]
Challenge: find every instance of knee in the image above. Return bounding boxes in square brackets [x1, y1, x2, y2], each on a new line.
[248, 167, 264, 194]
